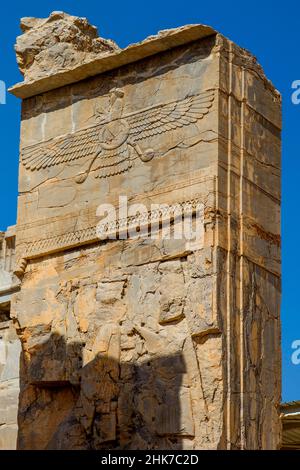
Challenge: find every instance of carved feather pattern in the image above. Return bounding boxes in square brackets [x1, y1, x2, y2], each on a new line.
[21, 89, 215, 172]
[94, 142, 132, 178]
[127, 89, 215, 141]
[22, 125, 100, 171]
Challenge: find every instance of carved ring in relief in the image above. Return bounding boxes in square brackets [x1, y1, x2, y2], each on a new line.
[21, 88, 215, 183]
[98, 119, 130, 151]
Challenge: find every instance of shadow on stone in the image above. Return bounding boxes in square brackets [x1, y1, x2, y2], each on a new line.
[17, 332, 189, 449]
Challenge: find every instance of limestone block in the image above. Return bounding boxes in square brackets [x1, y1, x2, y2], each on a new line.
[0, 424, 18, 450]
[0, 321, 20, 450]
[0, 340, 21, 381]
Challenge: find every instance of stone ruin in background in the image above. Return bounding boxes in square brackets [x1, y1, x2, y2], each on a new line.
[0, 12, 281, 449]
[0, 227, 20, 448]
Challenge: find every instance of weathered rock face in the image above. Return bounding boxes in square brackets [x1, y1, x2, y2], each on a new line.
[10, 12, 281, 450]
[15, 11, 120, 82]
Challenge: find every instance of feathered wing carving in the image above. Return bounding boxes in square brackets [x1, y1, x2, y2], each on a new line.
[127, 89, 215, 142]
[21, 125, 100, 171]
[21, 89, 215, 173]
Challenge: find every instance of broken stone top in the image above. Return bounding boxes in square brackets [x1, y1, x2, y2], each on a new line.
[16, 11, 120, 81]
[11, 11, 278, 101]
[11, 11, 218, 98]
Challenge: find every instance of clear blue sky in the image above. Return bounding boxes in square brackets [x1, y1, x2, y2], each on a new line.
[0, 0, 298, 402]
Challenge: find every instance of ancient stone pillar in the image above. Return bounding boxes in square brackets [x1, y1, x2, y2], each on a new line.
[9, 12, 281, 450]
[0, 226, 21, 449]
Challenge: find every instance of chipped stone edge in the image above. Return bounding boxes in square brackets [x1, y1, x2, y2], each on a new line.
[9, 24, 216, 99]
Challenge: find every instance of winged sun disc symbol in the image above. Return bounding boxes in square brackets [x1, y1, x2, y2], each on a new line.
[21, 88, 215, 183]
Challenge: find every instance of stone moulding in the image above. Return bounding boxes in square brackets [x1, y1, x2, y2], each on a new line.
[14, 195, 209, 277]
[9, 24, 216, 99]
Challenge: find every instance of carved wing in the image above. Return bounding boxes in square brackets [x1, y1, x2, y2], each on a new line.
[127, 89, 215, 142]
[21, 89, 215, 173]
[21, 124, 100, 171]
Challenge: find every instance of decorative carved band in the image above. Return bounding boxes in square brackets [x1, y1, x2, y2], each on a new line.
[15, 196, 206, 276]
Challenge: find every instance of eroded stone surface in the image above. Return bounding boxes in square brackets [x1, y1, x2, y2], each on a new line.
[15, 11, 119, 82]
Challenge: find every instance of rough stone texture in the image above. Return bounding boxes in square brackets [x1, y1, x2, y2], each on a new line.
[0, 228, 21, 449]
[15, 12, 119, 82]
[10, 22, 216, 99]
[10, 13, 281, 449]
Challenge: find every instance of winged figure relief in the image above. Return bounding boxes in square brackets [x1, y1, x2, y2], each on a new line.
[21, 88, 215, 184]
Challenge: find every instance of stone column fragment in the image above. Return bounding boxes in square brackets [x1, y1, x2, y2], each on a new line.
[9, 12, 281, 450]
